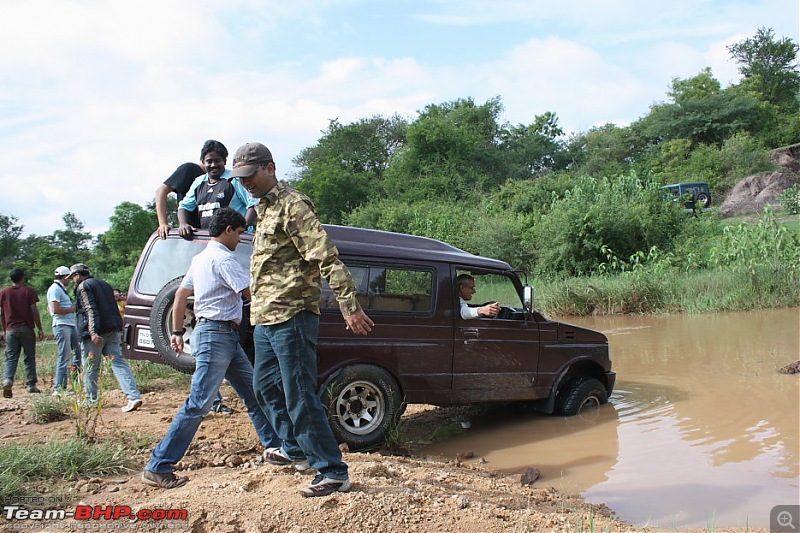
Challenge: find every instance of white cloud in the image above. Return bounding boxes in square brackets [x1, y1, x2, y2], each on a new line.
[0, 0, 796, 238]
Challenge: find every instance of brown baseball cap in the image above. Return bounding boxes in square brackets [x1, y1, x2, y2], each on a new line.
[230, 143, 273, 178]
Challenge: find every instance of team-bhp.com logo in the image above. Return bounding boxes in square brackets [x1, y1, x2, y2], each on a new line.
[3, 504, 188, 522]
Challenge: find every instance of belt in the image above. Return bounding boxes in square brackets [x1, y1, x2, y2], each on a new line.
[197, 317, 240, 332]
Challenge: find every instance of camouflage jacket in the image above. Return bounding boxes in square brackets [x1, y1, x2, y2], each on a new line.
[250, 181, 361, 325]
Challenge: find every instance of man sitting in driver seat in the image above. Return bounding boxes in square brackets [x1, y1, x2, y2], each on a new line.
[457, 274, 501, 319]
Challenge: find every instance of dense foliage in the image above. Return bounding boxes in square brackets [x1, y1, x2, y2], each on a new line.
[2, 28, 798, 315]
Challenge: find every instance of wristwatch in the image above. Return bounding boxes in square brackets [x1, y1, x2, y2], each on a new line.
[172, 328, 186, 336]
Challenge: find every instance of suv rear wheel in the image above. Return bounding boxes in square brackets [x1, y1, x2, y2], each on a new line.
[321, 364, 403, 451]
[150, 276, 196, 374]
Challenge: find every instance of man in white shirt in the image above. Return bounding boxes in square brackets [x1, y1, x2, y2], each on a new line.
[47, 266, 81, 393]
[457, 273, 500, 319]
[143, 208, 280, 489]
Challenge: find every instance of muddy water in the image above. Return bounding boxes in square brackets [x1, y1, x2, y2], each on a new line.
[422, 308, 799, 529]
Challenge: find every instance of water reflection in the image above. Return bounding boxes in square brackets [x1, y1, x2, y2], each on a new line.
[421, 308, 799, 528]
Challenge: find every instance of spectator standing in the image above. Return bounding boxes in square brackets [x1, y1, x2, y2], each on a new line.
[142, 208, 281, 489]
[71, 263, 143, 412]
[0, 268, 44, 397]
[231, 142, 373, 497]
[47, 266, 81, 394]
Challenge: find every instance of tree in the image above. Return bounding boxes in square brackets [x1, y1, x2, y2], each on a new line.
[383, 97, 508, 201]
[292, 115, 407, 223]
[0, 214, 23, 271]
[565, 123, 639, 178]
[728, 27, 800, 110]
[499, 111, 568, 179]
[53, 212, 92, 257]
[95, 202, 157, 264]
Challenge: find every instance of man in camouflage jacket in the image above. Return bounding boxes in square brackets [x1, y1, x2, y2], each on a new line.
[231, 142, 373, 497]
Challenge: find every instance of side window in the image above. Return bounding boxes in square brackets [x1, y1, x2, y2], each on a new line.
[456, 270, 521, 309]
[321, 265, 433, 314]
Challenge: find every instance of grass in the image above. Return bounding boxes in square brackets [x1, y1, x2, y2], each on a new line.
[6, 340, 191, 394]
[0, 437, 133, 503]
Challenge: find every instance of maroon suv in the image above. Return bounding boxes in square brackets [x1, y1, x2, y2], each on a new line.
[123, 225, 615, 450]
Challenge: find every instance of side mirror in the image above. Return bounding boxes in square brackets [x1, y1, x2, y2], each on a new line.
[523, 285, 533, 311]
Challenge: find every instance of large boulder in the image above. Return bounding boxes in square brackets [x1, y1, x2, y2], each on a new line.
[719, 144, 800, 217]
[719, 171, 799, 216]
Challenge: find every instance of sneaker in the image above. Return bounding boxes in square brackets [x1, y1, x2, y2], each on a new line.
[211, 403, 234, 415]
[141, 470, 188, 489]
[51, 389, 74, 397]
[28, 386, 41, 394]
[263, 447, 308, 469]
[299, 474, 351, 497]
[2, 384, 11, 399]
[121, 398, 143, 412]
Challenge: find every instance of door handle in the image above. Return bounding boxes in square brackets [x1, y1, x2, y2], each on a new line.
[462, 329, 478, 339]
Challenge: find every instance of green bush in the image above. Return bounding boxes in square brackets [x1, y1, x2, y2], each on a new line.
[778, 184, 800, 214]
[529, 174, 686, 276]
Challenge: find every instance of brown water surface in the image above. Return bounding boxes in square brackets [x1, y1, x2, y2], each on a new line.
[422, 308, 800, 529]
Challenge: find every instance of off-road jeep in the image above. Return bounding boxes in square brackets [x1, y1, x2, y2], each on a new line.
[122, 226, 615, 450]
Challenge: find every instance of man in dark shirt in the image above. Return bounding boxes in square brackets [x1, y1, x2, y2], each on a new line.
[71, 263, 143, 412]
[155, 162, 205, 240]
[0, 268, 44, 397]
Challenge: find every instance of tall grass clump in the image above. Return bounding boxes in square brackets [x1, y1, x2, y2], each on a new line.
[0, 438, 132, 502]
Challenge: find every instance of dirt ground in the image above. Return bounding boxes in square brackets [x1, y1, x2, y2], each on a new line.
[1, 385, 773, 533]
[0, 385, 643, 533]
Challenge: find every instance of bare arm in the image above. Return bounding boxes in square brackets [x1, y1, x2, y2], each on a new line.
[155, 183, 175, 239]
[177, 208, 196, 238]
[50, 300, 75, 315]
[171, 286, 192, 353]
[245, 207, 257, 227]
[31, 302, 44, 340]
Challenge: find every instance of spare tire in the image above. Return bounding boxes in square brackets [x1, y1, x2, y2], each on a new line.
[150, 276, 196, 374]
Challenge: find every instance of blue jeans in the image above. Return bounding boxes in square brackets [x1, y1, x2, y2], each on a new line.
[3, 327, 37, 387]
[147, 320, 280, 473]
[82, 331, 141, 402]
[53, 324, 80, 390]
[253, 312, 348, 480]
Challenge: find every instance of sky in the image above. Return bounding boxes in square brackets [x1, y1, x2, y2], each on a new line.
[1, 0, 798, 238]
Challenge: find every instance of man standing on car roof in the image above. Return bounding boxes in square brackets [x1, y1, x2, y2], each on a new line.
[177, 140, 258, 238]
[142, 208, 281, 489]
[231, 142, 374, 498]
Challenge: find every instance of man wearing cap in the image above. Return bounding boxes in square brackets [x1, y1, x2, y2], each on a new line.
[176, 140, 258, 238]
[231, 142, 374, 497]
[47, 266, 81, 394]
[1, 268, 44, 398]
[70, 263, 143, 412]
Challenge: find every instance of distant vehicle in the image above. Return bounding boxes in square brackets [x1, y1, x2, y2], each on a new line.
[122, 226, 616, 450]
[660, 182, 712, 210]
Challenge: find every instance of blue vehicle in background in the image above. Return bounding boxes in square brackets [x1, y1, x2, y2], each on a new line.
[660, 182, 712, 211]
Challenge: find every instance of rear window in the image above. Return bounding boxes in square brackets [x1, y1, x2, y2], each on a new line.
[135, 237, 253, 296]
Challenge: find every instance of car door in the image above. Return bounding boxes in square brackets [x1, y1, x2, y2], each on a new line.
[451, 268, 541, 402]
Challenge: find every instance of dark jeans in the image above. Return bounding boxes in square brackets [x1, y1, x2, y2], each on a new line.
[252, 312, 348, 480]
[3, 327, 37, 387]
